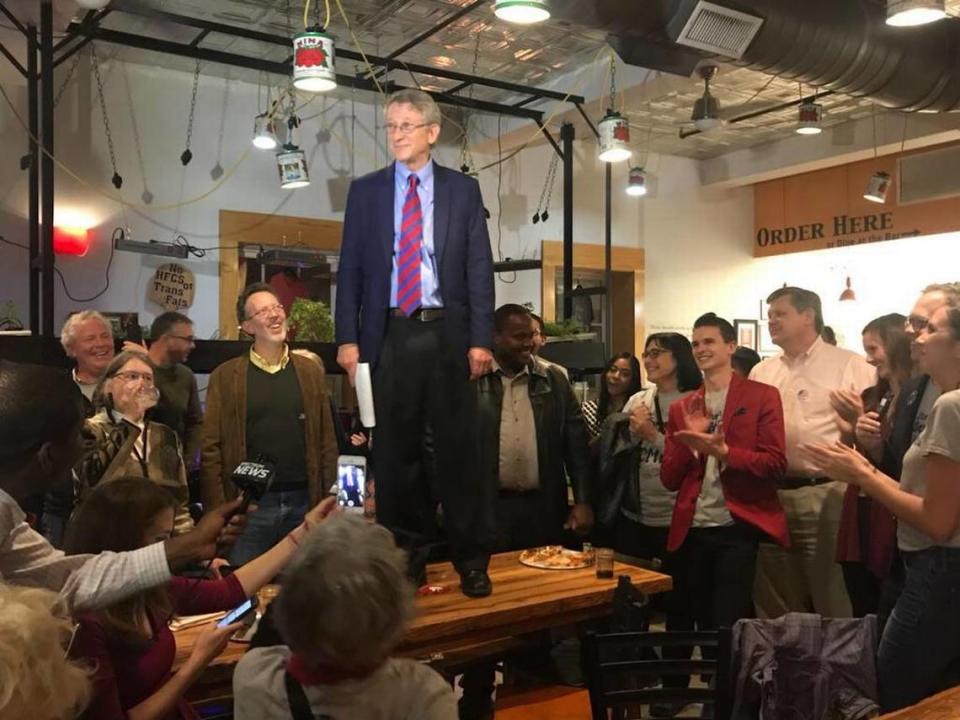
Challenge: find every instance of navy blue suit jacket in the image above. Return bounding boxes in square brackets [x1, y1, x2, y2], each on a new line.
[335, 161, 495, 367]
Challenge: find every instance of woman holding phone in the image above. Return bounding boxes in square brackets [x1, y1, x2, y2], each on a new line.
[66, 477, 335, 720]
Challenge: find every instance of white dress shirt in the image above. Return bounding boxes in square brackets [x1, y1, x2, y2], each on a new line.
[0, 487, 170, 611]
[750, 336, 876, 477]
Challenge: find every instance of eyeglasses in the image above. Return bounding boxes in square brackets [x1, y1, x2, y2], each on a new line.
[167, 333, 195, 343]
[906, 315, 930, 333]
[385, 122, 429, 136]
[113, 371, 155, 385]
[249, 303, 285, 320]
[642, 349, 670, 360]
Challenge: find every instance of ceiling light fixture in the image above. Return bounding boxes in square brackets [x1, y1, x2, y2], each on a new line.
[691, 64, 723, 132]
[277, 144, 310, 189]
[598, 56, 631, 163]
[252, 113, 279, 150]
[76, 0, 111, 9]
[864, 104, 890, 203]
[626, 167, 647, 197]
[493, 0, 550, 24]
[864, 171, 891, 203]
[886, 0, 947, 26]
[293, 27, 337, 92]
[796, 100, 823, 135]
[839, 276, 856, 302]
[598, 110, 632, 163]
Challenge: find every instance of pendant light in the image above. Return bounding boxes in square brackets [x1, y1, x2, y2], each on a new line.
[839, 277, 856, 302]
[796, 101, 823, 135]
[277, 101, 309, 189]
[863, 105, 889, 203]
[597, 56, 631, 163]
[252, 113, 279, 150]
[277, 144, 310, 189]
[864, 171, 891, 203]
[293, 28, 337, 92]
[886, 0, 946, 26]
[598, 110, 632, 163]
[625, 167, 647, 197]
[493, 0, 550, 24]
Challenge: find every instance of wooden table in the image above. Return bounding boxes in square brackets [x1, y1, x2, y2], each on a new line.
[877, 686, 960, 719]
[174, 550, 671, 673]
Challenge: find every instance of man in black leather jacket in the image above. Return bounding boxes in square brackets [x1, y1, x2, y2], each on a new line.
[474, 304, 593, 550]
[459, 304, 593, 720]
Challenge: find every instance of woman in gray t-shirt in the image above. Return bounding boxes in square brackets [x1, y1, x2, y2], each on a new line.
[803, 304, 960, 713]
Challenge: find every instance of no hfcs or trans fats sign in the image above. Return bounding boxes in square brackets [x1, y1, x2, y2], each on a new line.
[149, 263, 195, 312]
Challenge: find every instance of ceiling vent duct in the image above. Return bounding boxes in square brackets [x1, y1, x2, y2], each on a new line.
[669, 1, 764, 58]
[898, 144, 960, 204]
[666, 0, 960, 112]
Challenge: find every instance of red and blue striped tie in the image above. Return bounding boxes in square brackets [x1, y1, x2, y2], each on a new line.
[397, 174, 422, 316]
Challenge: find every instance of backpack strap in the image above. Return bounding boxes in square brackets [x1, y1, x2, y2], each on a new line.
[284, 670, 324, 720]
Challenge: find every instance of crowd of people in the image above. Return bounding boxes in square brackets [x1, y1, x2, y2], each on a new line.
[1, 85, 959, 720]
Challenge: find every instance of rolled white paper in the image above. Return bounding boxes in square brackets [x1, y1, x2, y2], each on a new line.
[356, 362, 376, 428]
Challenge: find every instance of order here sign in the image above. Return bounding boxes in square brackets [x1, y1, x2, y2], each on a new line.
[753, 144, 960, 257]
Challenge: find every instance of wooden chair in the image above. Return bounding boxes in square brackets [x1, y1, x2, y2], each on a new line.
[581, 628, 732, 720]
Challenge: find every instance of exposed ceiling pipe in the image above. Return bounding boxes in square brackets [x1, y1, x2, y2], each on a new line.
[550, 0, 960, 113]
[715, 0, 960, 112]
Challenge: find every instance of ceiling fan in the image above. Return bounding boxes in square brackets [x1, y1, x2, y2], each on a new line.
[678, 63, 782, 138]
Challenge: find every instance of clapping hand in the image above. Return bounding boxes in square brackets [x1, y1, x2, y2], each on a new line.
[629, 403, 658, 442]
[800, 441, 874, 486]
[682, 396, 712, 435]
[830, 389, 864, 424]
[830, 389, 864, 438]
[674, 425, 728, 460]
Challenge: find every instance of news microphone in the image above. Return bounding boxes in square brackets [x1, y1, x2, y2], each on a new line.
[231, 459, 276, 515]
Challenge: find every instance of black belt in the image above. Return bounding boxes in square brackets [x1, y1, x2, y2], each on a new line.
[389, 307, 445, 322]
[777, 476, 832, 490]
[498, 487, 541, 497]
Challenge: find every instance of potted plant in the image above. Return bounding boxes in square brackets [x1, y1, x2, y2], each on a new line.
[288, 297, 334, 342]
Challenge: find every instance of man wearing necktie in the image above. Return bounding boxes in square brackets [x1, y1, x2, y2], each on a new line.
[335, 90, 495, 597]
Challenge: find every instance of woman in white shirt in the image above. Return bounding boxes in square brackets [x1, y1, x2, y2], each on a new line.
[804, 304, 960, 712]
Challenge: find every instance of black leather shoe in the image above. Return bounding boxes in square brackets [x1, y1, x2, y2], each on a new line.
[460, 570, 493, 598]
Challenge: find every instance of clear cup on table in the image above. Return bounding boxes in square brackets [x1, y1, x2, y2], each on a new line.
[596, 548, 614, 579]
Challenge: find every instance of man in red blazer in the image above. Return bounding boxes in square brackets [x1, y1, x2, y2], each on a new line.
[659, 313, 788, 698]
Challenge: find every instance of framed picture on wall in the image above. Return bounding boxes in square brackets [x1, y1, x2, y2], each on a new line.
[760, 323, 778, 354]
[734, 319, 758, 351]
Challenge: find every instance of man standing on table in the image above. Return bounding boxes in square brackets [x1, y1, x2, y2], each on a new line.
[750, 287, 875, 617]
[335, 89, 495, 598]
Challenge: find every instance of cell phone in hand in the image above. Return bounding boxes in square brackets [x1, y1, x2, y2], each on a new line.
[336, 455, 366, 513]
[217, 596, 258, 628]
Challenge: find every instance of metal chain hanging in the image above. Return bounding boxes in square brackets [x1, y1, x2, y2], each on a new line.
[459, 31, 481, 174]
[90, 44, 123, 189]
[532, 153, 559, 224]
[181, 57, 201, 165]
[541, 154, 559, 221]
[608, 53, 617, 110]
[287, 84, 301, 142]
[53, 52, 82, 108]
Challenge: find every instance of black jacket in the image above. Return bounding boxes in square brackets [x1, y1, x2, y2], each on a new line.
[882, 374, 931, 479]
[594, 411, 640, 528]
[475, 361, 592, 527]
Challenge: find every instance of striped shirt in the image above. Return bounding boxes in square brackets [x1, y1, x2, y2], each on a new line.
[0, 488, 170, 612]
